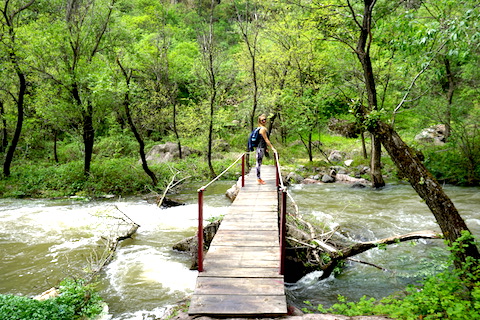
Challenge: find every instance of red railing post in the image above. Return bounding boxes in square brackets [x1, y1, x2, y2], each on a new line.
[279, 188, 287, 275]
[197, 188, 204, 272]
[241, 153, 245, 187]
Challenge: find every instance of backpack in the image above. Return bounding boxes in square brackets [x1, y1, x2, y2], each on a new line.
[247, 127, 261, 151]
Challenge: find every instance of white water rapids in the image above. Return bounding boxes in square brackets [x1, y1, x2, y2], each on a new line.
[0, 182, 479, 319]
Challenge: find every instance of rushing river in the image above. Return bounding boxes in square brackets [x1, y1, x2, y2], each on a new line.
[0, 181, 479, 319]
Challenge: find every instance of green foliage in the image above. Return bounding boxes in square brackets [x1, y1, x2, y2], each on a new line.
[0, 0, 479, 188]
[423, 135, 480, 186]
[304, 232, 480, 320]
[0, 150, 246, 198]
[0, 279, 104, 320]
[93, 132, 139, 159]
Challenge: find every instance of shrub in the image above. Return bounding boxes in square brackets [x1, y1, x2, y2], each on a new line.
[0, 279, 104, 320]
[304, 232, 480, 320]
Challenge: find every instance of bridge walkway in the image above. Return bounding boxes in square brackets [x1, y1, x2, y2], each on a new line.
[188, 165, 288, 316]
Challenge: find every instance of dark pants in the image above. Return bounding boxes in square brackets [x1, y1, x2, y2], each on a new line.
[256, 147, 265, 179]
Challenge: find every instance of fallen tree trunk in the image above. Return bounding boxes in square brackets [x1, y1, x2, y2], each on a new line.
[284, 213, 442, 282]
[318, 230, 441, 280]
[87, 206, 140, 282]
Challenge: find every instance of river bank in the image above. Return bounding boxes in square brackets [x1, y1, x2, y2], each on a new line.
[165, 303, 392, 320]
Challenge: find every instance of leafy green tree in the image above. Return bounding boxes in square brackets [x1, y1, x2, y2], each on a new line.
[196, 0, 239, 177]
[258, 1, 346, 160]
[116, 58, 158, 186]
[390, 0, 480, 140]
[30, 0, 119, 176]
[0, 0, 36, 177]
[233, 0, 263, 131]
[343, 0, 479, 268]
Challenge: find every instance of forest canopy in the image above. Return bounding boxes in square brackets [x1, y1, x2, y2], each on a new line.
[1, 0, 480, 195]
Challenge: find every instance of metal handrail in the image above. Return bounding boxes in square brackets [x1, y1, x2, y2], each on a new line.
[198, 152, 246, 192]
[274, 151, 285, 190]
[274, 151, 287, 275]
[197, 152, 246, 272]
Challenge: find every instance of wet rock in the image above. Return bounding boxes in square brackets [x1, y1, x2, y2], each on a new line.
[33, 287, 59, 301]
[351, 182, 367, 189]
[301, 178, 321, 184]
[286, 172, 304, 184]
[335, 173, 369, 184]
[226, 177, 242, 201]
[322, 174, 335, 183]
[172, 220, 222, 269]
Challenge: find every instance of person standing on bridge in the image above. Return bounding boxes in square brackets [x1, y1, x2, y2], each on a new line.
[256, 114, 276, 185]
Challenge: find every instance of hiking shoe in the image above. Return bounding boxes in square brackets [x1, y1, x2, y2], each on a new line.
[257, 179, 266, 185]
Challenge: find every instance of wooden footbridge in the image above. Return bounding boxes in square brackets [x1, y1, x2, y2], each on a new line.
[188, 155, 288, 317]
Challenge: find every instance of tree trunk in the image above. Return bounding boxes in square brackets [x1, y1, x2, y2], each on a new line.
[443, 57, 454, 141]
[354, 0, 385, 188]
[3, 71, 25, 177]
[2, 0, 33, 177]
[207, 93, 216, 178]
[53, 129, 59, 163]
[361, 131, 367, 159]
[205, 0, 216, 179]
[82, 103, 95, 176]
[317, 230, 441, 281]
[308, 132, 313, 162]
[234, 1, 259, 132]
[248, 47, 258, 131]
[125, 98, 158, 187]
[0, 100, 7, 153]
[117, 59, 158, 186]
[375, 121, 480, 266]
[370, 134, 385, 188]
[70, 83, 94, 177]
[173, 103, 182, 159]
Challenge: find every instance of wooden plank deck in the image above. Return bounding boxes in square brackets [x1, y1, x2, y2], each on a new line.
[188, 165, 288, 316]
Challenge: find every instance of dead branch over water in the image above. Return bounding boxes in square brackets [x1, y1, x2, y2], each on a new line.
[86, 206, 140, 282]
[285, 211, 441, 281]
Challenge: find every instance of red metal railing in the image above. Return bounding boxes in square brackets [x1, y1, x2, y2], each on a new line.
[197, 151, 286, 274]
[197, 152, 246, 272]
[274, 151, 287, 275]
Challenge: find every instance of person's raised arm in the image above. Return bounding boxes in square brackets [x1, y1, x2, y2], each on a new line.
[260, 127, 276, 153]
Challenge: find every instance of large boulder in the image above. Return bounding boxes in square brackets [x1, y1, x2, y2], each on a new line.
[415, 124, 446, 145]
[145, 142, 200, 164]
[213, 139, 231, 152]
[328, 150, 345, 163]
[225, 176, 242, 201]
[328, 117, 362, 138]
[286, 172, 304, 184]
